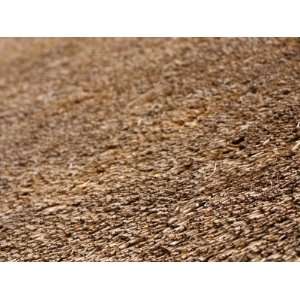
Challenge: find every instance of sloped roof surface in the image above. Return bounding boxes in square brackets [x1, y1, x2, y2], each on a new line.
[0, 38, 299, 261]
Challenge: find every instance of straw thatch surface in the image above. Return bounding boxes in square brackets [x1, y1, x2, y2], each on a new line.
[0, 38, 299, 261]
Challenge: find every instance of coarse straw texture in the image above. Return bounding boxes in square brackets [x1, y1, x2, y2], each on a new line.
[0, 38, 299, 261]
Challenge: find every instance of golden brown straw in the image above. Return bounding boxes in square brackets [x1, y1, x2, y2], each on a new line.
[0, 38, 299, 261]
